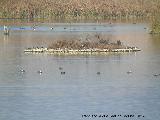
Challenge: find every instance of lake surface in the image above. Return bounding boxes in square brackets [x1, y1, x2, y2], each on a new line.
[0, 21, 160, 120]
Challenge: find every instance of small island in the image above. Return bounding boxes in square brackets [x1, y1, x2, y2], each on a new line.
[24, 38, 141, 55]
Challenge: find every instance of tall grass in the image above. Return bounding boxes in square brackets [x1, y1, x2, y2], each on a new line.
[151, 2, 160, 34]
[0, 0, 159, 19]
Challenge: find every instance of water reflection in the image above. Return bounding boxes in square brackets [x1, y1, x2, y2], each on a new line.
[0, 22, 160, 120]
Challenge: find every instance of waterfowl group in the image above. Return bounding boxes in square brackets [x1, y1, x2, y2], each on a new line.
[19, 67, 67, 75]
[59, 67, 65, 75]
[20, 69, 43, 74]
[61, 72, 66, 75]
[19, 68, 160, 78]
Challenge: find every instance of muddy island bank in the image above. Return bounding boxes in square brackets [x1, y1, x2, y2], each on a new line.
[24, 39, 141, 55]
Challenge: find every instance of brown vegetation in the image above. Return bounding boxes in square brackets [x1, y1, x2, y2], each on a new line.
[0, 0, 159, 19]
[151, 2, 160, 34]
[48, 39, 124, 50]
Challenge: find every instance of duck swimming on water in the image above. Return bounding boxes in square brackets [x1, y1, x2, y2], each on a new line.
[153, 74, 160, 77]
[97, 72, 101, 75]
[59, 67, 63, 70]
[61, 72, 65, 75]
[127, 71, 132, 74]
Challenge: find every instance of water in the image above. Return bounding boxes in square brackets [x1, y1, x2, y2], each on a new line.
[0, 22, 160, 120]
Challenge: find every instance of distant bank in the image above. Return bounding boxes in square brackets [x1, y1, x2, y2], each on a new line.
[0, 0, 159, 19]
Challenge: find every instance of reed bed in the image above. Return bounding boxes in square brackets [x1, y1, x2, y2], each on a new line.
[0, 0, 159, 19]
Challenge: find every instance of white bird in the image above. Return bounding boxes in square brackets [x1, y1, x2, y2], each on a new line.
[20, 69, 25, 73]
[127, 71, 132, 74]
[37, 70, 42, 74]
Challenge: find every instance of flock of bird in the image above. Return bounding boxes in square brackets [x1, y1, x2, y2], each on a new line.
[19, 68, 160, 77]
[4, 24, 157, 77]
[20, 67, 101, 75]
[20, 67, 66, 75]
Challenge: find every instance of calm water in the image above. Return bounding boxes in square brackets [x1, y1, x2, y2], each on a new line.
[0, 22, 160, 120]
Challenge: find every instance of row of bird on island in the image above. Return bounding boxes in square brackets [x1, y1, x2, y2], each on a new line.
[19, 68, 160, 77]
